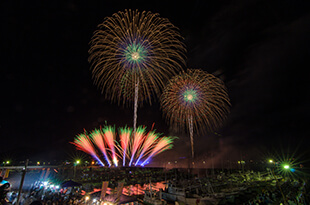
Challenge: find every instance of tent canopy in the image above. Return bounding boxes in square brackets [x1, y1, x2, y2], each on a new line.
[61, 180, 82, 188]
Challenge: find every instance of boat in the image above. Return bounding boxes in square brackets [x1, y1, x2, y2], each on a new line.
[161, 181, 222, 205]
[143, 188, 167, 205]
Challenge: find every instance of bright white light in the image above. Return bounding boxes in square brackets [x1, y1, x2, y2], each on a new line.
[43, 182, 48, 186]
[93, 198, 97, 203]
[131, 52, 140, 60]
[113, 157, 118, 167]
[55, 185, 59, 189]
[85, 196, 90, 201]
[187, 94, 193, 100]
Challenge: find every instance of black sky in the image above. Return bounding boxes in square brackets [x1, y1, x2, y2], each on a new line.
[2, 0, 310, 163]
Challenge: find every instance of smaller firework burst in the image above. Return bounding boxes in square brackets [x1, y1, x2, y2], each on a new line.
[161, 69, 230, 134]
[161, 69, 230, 158]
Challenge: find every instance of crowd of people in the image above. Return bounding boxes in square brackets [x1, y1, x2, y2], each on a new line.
[6, 181, 84, 205]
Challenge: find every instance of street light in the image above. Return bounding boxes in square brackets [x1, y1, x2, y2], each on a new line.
[74, 159, 80, 179]
[269, 161, 293, 204]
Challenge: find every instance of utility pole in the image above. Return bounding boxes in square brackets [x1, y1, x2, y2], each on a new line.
[16, 159, 29, 204]
[271, 168, 287, 204]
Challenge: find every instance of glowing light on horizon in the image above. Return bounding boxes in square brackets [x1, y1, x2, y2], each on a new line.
[268, 148, 307, 179]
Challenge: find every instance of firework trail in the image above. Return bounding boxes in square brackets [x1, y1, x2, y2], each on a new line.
[135, 131, 158, 166]
[133, 79, 139, 133]
[141, 137, 174, 166]
[129, 126, 146, 166]
[189, 115, 194, 158]
[88, 9, 186, 132]
[102, 126, 118, 166]
[119, 127, 132, 166]
[90, 129, 111, 166]
[71, 134, 105, 166]
[161, 69, 230, 158]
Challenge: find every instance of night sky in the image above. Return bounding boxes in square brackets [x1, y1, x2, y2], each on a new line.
[2, 0, 310, 164]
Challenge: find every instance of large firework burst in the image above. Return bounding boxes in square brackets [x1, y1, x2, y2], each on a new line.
[88, 9, 186, 104]
[71, 125, 175, 167]
[160, 69, 230, 157]
[88, 9, 186, 132]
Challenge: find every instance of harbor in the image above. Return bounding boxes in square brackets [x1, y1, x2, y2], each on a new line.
[1, 165, 309, 204]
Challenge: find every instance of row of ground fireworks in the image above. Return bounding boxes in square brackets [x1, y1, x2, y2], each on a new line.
[72, 9, 230, 165]
[72, 126, 174, 167]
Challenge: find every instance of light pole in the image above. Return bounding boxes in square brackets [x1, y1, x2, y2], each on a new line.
[74, 160, 80, 179]
[268, 160, 290, 205]
[16, 159, 28, 205]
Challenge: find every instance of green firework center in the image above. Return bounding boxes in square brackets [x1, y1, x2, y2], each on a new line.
[183, 89, 198, 103]
[125, 42, 147, 64]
